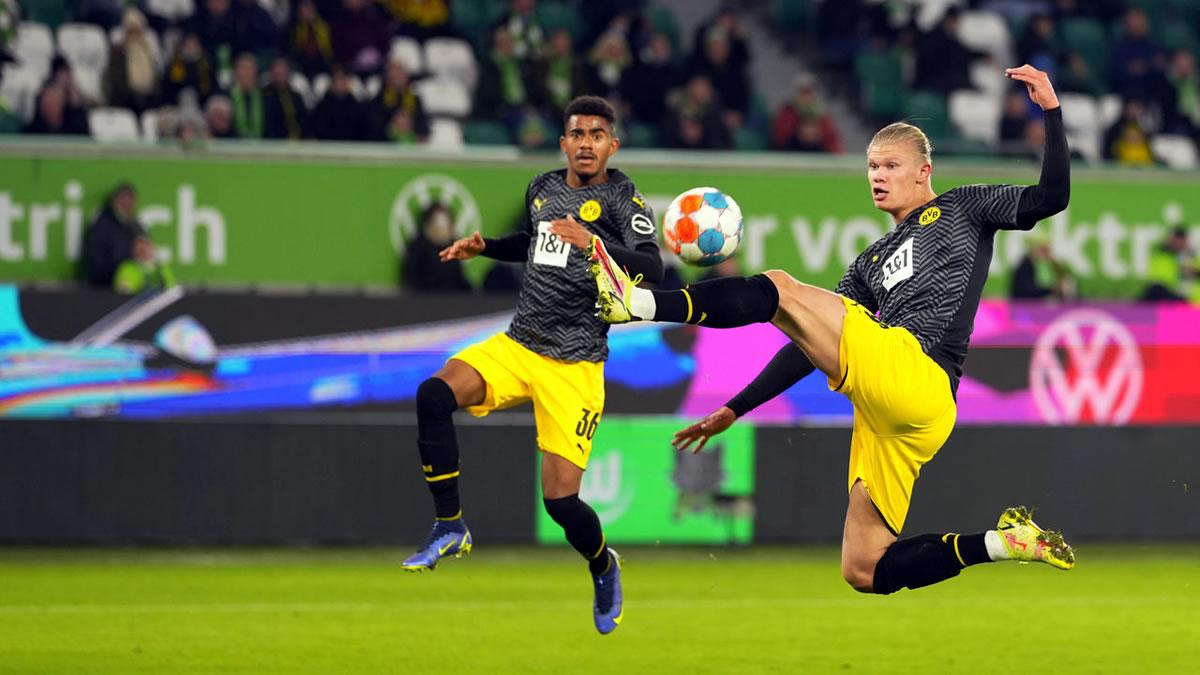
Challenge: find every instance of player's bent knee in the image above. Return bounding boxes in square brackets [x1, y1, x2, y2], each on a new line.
[416, 377, 458, 419]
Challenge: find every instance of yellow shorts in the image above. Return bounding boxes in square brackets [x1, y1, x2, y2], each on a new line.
[829, 297, 957, 534]
[450, 332, 605, 470]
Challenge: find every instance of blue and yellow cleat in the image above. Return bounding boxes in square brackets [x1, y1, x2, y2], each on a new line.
[592, 548, 624, 635]
[401, 519, 472, 572]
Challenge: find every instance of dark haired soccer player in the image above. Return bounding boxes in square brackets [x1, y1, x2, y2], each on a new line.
[589, 65, 1075, 594]
[403, 96, 662, 633]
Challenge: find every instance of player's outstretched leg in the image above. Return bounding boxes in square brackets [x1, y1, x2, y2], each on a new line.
[869, 509, 1076, 595]
[402, 364, 482, 572]
[542, 454, 623, 634]
[590, 237, 779, 327]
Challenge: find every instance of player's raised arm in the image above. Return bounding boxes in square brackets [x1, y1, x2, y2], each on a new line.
[1006, 64, 1071, 229]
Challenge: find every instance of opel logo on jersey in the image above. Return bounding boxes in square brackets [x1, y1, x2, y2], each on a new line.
[919, 206, 941, 226]
[389, 174, 482, 256]
[1029, 308, 1144, 425]
[580, 199, 602, 222]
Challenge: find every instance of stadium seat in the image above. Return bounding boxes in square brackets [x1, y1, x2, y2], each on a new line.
[958, 10, 1012, 66]
[423, 38, 477, 91]
[1151, 135, 1199, 169]
[969, 60, 1005, 100]
[141, 108, 160, 141]
[389, 36, 424, 75]
[464, 119, 511, 145]
[58, 23, 110, 74]
[0, 65, 45, 122]
[854, 49, 905, 120]
[904, 91, 950, 141]
[734, 127, 769, 151]
[450, 0, 506, 53]
[770, 0, 813, 32]
[110, 26, 164, 72]
[623, 121, 659, 149]
[290, 72, 315, 108]
[646, 6, 681, 50]
[1099, 94, 1122, 130]
[73, 66, 104, 102]
[414, 76, 471, 117]
[949, 89, 1001, 145]
[363, 75, 381, 100]
[21, 0, 69, 31]
[1160, 22, 1199, 54]
[311, 73, 330, 101]
[89, 107, 141, 141]
[1058, 92, 1101, 162]
[145, 0, 196, 23]
[1060, 18, 1108, 75]
[0, 109, 23, 134]
[537, 1, 585, 42]
[14, 22, 55, 74]
[428, 118, 464, 148]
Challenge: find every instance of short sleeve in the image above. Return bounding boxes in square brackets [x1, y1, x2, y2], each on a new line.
[953, 184, 1029, 231]
[614, 183, 659, 249]
[835, 260, 877, 312]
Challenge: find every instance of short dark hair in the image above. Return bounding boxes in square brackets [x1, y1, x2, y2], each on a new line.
[563, 96, 617, 132]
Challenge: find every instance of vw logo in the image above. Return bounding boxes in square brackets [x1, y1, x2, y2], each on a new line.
[389, 174, 482, 256]
[1029, 309, 1143, 425]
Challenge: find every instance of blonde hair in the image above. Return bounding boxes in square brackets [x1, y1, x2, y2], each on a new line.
[868, 122, 932, 164]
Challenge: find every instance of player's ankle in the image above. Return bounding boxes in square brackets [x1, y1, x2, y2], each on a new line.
[984, 530, 1009, 561]
[628, 286, 655, 320]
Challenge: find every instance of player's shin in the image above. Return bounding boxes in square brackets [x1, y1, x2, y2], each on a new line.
[543, 494, 611, 574]
[871, 532, 994, 594]
[645, 274, 780, 327]
[416, 377, 462, 520]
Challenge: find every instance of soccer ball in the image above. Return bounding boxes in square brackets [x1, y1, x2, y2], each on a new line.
[662, 187, 743, 267]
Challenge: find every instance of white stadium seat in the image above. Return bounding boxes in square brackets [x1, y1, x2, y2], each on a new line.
[72, 66, 104, 102]
[949, 89, 1001, 145]
[389, 36, 424, 75]
[290, 71, 315, 108]
[1099, 94, 1122, 130]
[423, 38, 477, 90]
[58, 23, 111, 74]
[364, 75, 382, 100]
[969, 60, 1005, 99]
[311, 73, 330, 101]
[1151, 135, 1199, 169]
[414, 76, 471, 117]
[0, 64, 45, 122]
[141, 108, 161, 141]
[146, 0, 195, 22]
[89, 107, 141, 141]
[1058, 92, 1101, 162]
[958, 10, 1012, 66]
[428, 118, 463, 149]
[14, 22, 54, 74]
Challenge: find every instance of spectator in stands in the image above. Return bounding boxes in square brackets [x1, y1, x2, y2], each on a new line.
[690, 5, 750, 114]
[1110, 7, 1167, 104]
[1016, 13, 1062, 73]
[1051, 0, 1125, 23]
[817, 0, 866, 79]
[263, 56, 309, 139]
[185, 0, 237, 64]
[205, 94, 235, 138]
[331, 0, 389, 75]
[540, 29, 588, 119]
[371, 60, 428, 141]
[1104, 99, 1156, 166]
[105, 9, 160, 115]
[113, 236, 176, 294]
[161, 91, 209, 146]
[1010, 232, 1075, 301]
[495, 0, 543, 62]
[162, 33, 218, 106]
[999, 89, 1034, 144]
[231, 0, 280, 56]
[1163, 49, 1200, 139]
[771, 73, 843, 153]
[661, 74, 730, 150]
[1143, 226, 1195, 301]
[1057, 51, 1107, 97]
[587, 22, 632, 100]
[404, 202, 471, 292]
[83, 183, 150, 288]
[228, 53, 264, 138]
[311, 65, 370, 140]
[621, 31, 681, 125]
[380, 0, 454, 40]
[509, 105, 556, 149]
[475, 24, 539, 119]
[912, 7, 985, 94]
[287, 0, 336, 78]
[24, 85, 88, 135]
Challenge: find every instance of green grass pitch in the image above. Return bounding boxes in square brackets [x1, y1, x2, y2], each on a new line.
[1, 546, 1197, 673]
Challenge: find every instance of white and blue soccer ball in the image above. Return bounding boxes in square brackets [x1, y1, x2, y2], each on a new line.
[662, 187, 743, 267]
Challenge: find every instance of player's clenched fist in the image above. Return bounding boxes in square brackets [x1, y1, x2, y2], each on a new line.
[439, 231, 486, 261]
[1005, 64, 1060, 111]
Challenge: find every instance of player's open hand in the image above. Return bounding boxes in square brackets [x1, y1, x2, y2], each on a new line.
[439, 232, 486, 261]
[1006, 64, 1059, 111]
[672, 406, 737, 454]
[548, 214, 592, 249]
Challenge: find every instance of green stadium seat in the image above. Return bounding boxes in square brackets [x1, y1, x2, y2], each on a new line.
[1061, 18, 1109, 74]
[0, 110, 23, 134]
[1160, 22, 1199, 53]
[537, 1, 585, 42]
[770, 0, 813, 32]
[646, 6, 681, 51]
[623, 122, 659, 149]
[464, 120, 512, 145]
[904, 91, 950, 141]
[855, 48, 905, 121]
[452, 0, 506, 53]
[21, 0, 69, 30]
[733, 127, 768, 151]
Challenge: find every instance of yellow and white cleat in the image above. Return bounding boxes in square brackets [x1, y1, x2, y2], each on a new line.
[996, 506, 1076, 570]
[588, 236, 641, 324]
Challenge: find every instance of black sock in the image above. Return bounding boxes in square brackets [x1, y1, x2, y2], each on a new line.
[416, 377, 462, 520]
[872, 532, 993, 595]
[543, 494, 610, 575]
[650, 274, 780, 327]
